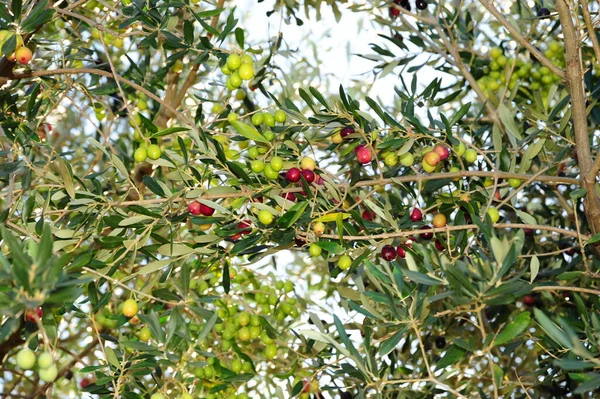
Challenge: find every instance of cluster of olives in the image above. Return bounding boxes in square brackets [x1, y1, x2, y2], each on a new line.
[90, 28, 125, 48]
[0, 30, 33, 64]
[15, 348, 58, 383]
[477, 43, 563, 94]
[220, 53, 255, 91]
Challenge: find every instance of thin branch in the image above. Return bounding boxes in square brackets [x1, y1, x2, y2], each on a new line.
[580, 0, 600, 70]
[103, 170, 578, 207]
[315, 223, 586, 241]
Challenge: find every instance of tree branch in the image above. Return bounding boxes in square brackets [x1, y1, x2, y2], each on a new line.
[556, 0, 600, 236]
[106, 170, 579, 207]
[580, 0, 600, 70]
[314, 223, 586, 241]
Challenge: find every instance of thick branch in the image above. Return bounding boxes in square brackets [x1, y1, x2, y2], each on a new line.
[556, 0, 600, 235]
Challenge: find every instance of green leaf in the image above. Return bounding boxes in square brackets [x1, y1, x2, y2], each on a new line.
[533, 308, 572, 349]
[575, 373, 600, 394]
[234, 27, 244, 48]
[587, 232, 600, 246]
[494, 312, 531, 346]
[554, 359, 597, 371]
[230, 121, 269, 143]
[435, 345, 466, 370]
[142, 175, 166, 197]
[449, 102, 471, 126]
[21, 0, 55, 33]
[401, 269, 445, 286]
[378, 327, 406, 356]
[333, 315, 361, 360]
[277, 201, 309, 228]
[150, 126, 189, 138]
[530, 255, 539, 283]
[498, 103, 522, 142]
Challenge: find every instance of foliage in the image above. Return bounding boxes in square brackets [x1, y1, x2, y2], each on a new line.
[1, 0, 600, 398]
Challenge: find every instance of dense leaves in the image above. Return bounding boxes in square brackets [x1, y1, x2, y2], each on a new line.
[0, 0, 600, 399]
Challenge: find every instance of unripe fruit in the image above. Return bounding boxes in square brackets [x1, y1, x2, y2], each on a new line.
[301, 169, 315, 183]
[37, 352, 54, 369]
[16, 348, 36, 370]
[238, 311, 250, 326]
[331, 133, 343, 144]
[150, 394, 166, 399]
[338, 255, 352, 270]
[263, 130, 275, 141]
[381, 245, 396, 261]
[15, 46, 32, 64]
[433, 145, 450, 161]
[490, 47, 502, 59]
[227, 113, 238, 123]
[227, 54, 242, 70]
[356, 146, 372, 164]
[133, 147, 147, 162]
[265, 344, 278, 359]
[251, 112, 264, 126]
[432, 214, 447, 228]
[241, 54, 253, 65]
[487, 207, 500, 223]
[146, 144, 161, 160]
[248, 147, 259, 159]
[313, 222, 325, 235]
[423, 151, 441, 167]
[300, 157, 316, 171]
[384, 153, 398, 167]
[263, 113, 275, 127]
[286, 167, 301, 182]
[464, 149, 477, 163]
[122, 299, 138, 318]
[251, 160, 265, 173]
[399, 152, 414, 166]
[264, 165, 279, 180]
[179, 394, 193, 399]
[410, 208, 423, 221]
[188, 201, 202, 215]
[454, 143, 466, 157]
[238, 64, 254, 80]
[39, 364, 58, 382]
[421, 159, 436, 173]
[138, 327, 151, 341]
[309, 243, 322, 257]
[258, 210, 274, 225]
[270, 156, 283, 172]
[229, 72, 242, 88]
[274, 110, 286, 123]
[508, 178, 521, 188]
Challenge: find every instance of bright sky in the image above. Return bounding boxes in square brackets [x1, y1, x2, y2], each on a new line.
[236, 0, 404, 104]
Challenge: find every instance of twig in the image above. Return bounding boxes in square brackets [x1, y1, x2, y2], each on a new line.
[313, 222, 585, 241]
